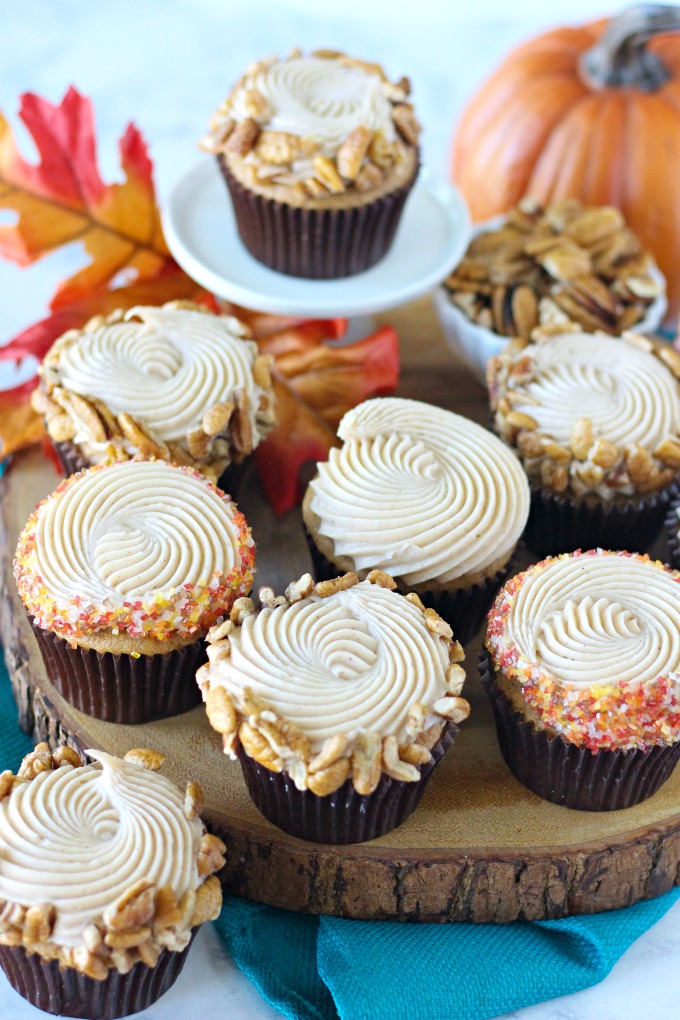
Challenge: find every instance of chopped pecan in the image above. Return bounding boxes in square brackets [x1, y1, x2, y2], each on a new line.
[190, 876, 223, 926]
[337, 125, 373, 180]
[205, 687, 238, 736]
[123, 748, 166, 772]
[314, 573, 359, 597]
[307, 758, 351, 796]
[197, 833, 227, 877]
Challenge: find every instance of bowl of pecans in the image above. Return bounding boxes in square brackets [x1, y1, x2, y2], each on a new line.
[435, 199, 667, 384]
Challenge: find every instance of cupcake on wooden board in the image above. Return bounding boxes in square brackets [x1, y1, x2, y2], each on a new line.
[201, 48, 420, 278]
[482, 550, 680, 811]
[302, 396, 530, 643]
[32, 302, 276, 488]
[14, 459, 255, 724]
[488, 329, 680, 556]
[196, 572, 469, 844]
[0, 743, 225, 1020]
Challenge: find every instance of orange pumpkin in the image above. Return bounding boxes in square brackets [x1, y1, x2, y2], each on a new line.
[452, 6, 680, 323]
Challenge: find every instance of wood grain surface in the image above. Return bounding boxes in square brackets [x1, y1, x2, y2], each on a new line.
[2, 296, 680, 923]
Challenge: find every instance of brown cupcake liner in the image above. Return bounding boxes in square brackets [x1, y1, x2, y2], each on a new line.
[30, 620, 203, 724]
[523, 481, 679, 559]
[664, 504, 680, 569]
[479, 651, 680, 811]
[237, 723, 458, 844]
[53, 439, 91, 477]
[217, 154, 417, 279]
[303, 524, 515, 645]
[0, 937, 194, 1020]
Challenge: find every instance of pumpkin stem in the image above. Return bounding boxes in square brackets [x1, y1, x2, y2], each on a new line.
[580, 4, 680, 91]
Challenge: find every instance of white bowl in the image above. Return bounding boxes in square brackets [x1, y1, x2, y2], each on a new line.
[434, 217, 668, 386]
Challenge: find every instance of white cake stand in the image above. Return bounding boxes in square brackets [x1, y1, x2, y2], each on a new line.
[162, 160, 471, 319]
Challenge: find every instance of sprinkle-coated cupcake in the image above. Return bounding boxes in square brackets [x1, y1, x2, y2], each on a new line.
[482, 549, 680, 810]
[14, 459, 255, 724]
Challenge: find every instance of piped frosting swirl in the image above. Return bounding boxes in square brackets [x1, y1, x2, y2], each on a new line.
[218, 581, 450, 746]
[306, 397, 530, 586]
[486, 550, 680, 750]
[14, 460, 255, 641]
[231, 57, 395, 154]
[0, 751, 203, 948]
[198, 575, 469, 794]
[489, 331, 680, 498]
[37, 304, 276, 475]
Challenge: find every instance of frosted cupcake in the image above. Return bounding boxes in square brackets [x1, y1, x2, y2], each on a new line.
[0, 743, 225, 1019]
[14, 459, 255, 724]
[201, 49, 420, 278]
[33, 302, 276, 488]
[302, 397, 530, 643]
[197, 572, 469, 844]
[482, 550, 680, 810]
[488, 329, 680, 555]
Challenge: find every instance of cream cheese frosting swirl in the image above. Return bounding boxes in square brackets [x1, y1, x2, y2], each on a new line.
[230, 57, 395, 157]
[210, 580, 451, 750]
[307, 397, 530, 586]
[0, 751, 203, 947]
[487, 550, 680, 750]
[14, 460, 255, 641]
[45, 305, 270, 450]
[510, 333, 680, 451]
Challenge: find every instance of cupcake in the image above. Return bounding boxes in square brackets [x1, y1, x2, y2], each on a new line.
[302, 396, 530, 644]
[32, 301, 276, 489]
[0, 743, 225, 1020]
[482, 550, 680, 811]
[200, 48, 420, 278]
[196, 572, 469, 844]
[14, 459, 255, 724]
[488, 329, 680, 556]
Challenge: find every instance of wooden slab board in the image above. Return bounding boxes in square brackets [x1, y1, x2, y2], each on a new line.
[2, 296, 680, 924]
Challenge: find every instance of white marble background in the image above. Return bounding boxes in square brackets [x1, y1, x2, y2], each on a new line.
[1, 2, 679, 1017]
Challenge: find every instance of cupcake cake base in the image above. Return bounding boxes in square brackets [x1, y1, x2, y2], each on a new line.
[30, 621, 203, 725]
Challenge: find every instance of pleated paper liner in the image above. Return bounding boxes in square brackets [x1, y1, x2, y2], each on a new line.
[523, 480, 680, 559]
[30, 620, 203, 725]
[0, 936, 195, 1020]
[217, 154, 417, 279]
[664, 505, 680, 569]
[237, 723, 457, 845]
[53, 438, 247, 500]
[53, 440, 90, 477]
[303, 523, 515, 646]
[478, 651, 680, 812]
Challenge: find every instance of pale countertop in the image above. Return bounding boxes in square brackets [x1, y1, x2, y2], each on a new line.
[1, 2, 678, 1018]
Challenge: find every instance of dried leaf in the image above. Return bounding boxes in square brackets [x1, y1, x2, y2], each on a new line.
[0, 87, 169, 308]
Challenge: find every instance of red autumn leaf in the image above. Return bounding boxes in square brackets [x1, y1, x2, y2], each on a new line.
[255, 326, 400, 514]
[0, 87, 170, 307]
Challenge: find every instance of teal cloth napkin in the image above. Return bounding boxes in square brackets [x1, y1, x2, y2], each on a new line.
[0, 653, 678, 1020]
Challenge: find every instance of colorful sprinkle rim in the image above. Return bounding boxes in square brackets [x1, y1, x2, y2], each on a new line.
[485, 549, 680, 752]
[14, 461, 255, 643]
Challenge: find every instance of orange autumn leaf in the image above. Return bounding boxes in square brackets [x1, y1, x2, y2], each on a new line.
[255, 325, 400, 514]
[0, 87, 169, 308]
[0, 380, 44, 459]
